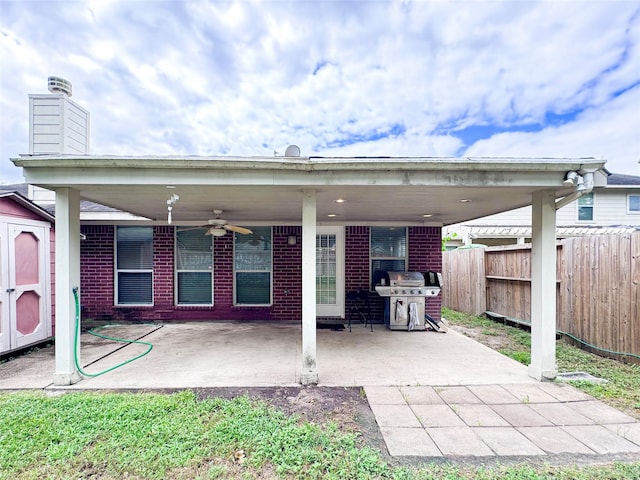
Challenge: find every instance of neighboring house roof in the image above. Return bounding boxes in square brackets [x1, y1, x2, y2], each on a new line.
[606, 173, 640, 187]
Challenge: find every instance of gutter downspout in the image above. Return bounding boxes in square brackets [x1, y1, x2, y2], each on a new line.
[555, 172, 594, 210]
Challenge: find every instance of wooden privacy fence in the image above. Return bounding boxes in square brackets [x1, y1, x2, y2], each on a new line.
[442, 232, 640, 363]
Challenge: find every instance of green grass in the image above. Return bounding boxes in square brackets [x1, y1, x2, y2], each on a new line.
[442, 307, 640, 417]
[1, 390, 639, 480]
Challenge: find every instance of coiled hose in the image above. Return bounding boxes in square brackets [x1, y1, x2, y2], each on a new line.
[73, 287, 155, 377]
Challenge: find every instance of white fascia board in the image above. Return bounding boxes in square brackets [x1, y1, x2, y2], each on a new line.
[13, 160, 607, 191]
[12, 154, 606, 173]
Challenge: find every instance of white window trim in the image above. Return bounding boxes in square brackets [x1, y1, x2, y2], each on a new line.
[114, 226, 154, 306]
[316, 226, 345, 318]
[174, 227, 214, 306]
[576, 192, 595, 223]
[233, 227, 273, 306]
[627, 194, 640, 215]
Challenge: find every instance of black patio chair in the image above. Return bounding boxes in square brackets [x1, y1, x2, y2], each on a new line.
[346, 290, 373, 332]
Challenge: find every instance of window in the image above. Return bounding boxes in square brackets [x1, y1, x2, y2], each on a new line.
[234, 227, 272, 305]
[370, 227, 407, 287]
[628, 194, 640, 214]
[116, 226, 153, 305]
[577, 192, 594, 221]
[176, 228, 213, 305]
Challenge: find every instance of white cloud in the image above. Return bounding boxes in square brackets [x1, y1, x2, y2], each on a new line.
[464, 83, 640, 174]
[1, 0, 639, 184]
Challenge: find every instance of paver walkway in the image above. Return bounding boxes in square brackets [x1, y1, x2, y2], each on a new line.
[365, 383, 640, 459]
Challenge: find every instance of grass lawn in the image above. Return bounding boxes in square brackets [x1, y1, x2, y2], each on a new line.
[1, 308, 639, 479]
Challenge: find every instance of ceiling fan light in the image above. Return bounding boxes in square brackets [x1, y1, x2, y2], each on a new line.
[206, 227, 227, 237]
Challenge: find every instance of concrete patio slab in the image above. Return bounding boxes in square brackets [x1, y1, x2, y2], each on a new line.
[529, 402, 595, 426]
[518, 426, 596, 455]
[365, 386, 407, 405]
[566, 400, 638, 425]
[489, 404, 554, 427]
[369, 403, 423, 428]
[472, 427, 546, 456]
[605, 423, 640, 445]
[426, 426, 495, 457]
[399, 386, 445, 405]
[500, 383, 559, 403]
[562, 425, 640, 454]
[451, 404, 511, 427]
[411, 404, 467, 427]
[435, 386, 483, 404]
[534, 382, 595, 402]
[467, 384, 520, 404]
[380, 427, 442, 457]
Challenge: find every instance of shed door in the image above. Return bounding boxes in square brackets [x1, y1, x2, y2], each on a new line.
[6, 223, 51, 349]
[316, 227, 345, 317]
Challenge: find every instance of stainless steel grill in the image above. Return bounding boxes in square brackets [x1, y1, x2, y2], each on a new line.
[374, 271, 441, 331]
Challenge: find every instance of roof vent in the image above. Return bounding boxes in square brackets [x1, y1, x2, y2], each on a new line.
[284, 144, 301, 157]
[48, 76, 72, 97]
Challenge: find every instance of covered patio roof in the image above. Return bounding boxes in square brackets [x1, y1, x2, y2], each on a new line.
[12, 155, 607, 226]
[10, 153, 608, 386]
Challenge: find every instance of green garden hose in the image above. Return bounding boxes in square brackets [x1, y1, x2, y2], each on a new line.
[73, 287, 155, 377]
[557, 329, 640, 361]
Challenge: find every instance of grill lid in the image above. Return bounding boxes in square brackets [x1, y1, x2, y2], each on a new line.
[377, 271, 425, 287]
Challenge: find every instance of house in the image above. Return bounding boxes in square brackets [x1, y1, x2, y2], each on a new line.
[443, 173, 640, 248]
[10, 78, 609, 386]
[0, 189, 54, 355]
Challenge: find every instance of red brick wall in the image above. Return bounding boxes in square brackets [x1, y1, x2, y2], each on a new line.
[409, 226, 443, 321]
[79, 224, 442, 323]
[80, 225, 115, 320]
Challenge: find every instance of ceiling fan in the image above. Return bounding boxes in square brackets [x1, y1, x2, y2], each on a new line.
[203, 210, 253, 237]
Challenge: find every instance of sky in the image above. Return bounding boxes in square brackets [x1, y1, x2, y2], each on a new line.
[1, 0, 639, 185]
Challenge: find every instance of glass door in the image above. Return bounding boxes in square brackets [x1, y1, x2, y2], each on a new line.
[316, 226, 344, 317]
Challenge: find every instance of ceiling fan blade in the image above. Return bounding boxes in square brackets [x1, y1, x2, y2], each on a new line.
[225, 225, 253, 235]
[178, 226, 208, 232]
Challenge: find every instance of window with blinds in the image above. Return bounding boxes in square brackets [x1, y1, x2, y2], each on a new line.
[176, 228, 213, 305]
[370, 227, 407, 287]
[234, 227, 272, 305]
[115, 226, 153, 305]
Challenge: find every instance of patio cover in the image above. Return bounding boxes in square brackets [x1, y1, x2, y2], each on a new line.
[11, 154, 608, 385]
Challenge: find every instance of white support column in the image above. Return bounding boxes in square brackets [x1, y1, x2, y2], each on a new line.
[300, 189, 318, 385]
[54, 188, 82, 385]
[529, 190, 558, 381]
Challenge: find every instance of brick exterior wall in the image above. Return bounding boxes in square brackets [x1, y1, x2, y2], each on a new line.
[79, 224, 442, 323]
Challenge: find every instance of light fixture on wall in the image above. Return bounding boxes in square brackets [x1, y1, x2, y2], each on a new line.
[287, 235, 297, 245]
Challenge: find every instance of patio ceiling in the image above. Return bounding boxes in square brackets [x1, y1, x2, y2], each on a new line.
[12, 155, 607, 227]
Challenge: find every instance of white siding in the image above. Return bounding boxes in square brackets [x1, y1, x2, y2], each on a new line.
[453, 188, 640, 229]
[29, 94, 89, 155]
